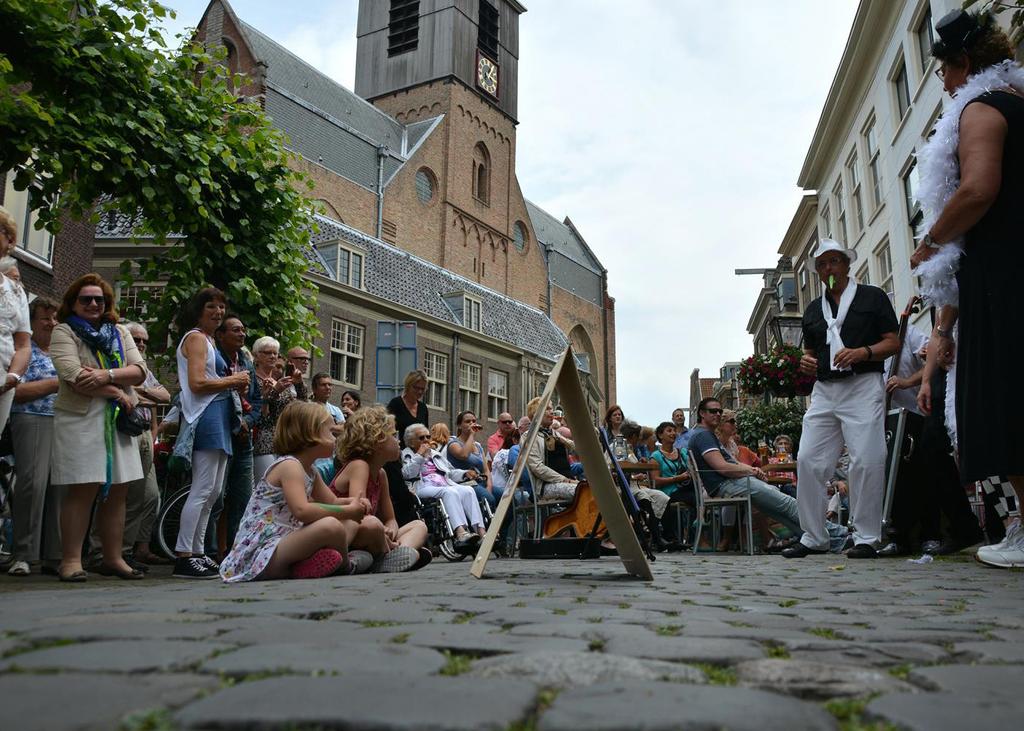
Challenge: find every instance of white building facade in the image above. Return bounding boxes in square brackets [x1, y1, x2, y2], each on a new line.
[793, 0, 1022, 330]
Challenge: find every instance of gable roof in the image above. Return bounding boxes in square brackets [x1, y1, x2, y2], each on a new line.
[233, 19, 441, 191]
[525, 200, 604, 274]
[310, 214, 569, 362]
[699, 378, 717, 399]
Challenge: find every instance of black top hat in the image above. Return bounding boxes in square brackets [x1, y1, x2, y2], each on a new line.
[931, 9, 982, 58]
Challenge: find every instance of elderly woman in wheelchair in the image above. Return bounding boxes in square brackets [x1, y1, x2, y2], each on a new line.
[401, 424, 485, 554]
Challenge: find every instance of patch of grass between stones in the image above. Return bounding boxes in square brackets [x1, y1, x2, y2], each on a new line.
[807, 627, 842, 640]
[452, 612, 479, 624]
[763, 642, 791, 659]
[778, 599, 799, 608]
[654, 624, 683, 637]
[823, 695, 898, 731]
[360, 620, 400, 628]
[505, 687, 561, 731]
[120, 707, 174, 731]
[588, 638, 606, 652]
[1, 637, 80, 659]
[693, 663, 737, 686]
[887, 664, 912, 681]
[390, 633, 410, 644]
[439, 650, 478, 676]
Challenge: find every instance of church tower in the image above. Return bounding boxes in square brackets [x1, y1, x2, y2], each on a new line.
[355, 0, 522, 124]
[354, 1, 544, 308]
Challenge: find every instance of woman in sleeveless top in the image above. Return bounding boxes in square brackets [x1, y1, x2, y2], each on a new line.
[912, 12, 1024, 501]
[172, 288, 250, 579]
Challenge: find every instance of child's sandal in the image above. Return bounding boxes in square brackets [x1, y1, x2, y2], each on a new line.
[290, 548, 343, 579]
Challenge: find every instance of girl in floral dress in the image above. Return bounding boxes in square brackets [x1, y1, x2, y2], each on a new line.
[220, 401, 387, 582]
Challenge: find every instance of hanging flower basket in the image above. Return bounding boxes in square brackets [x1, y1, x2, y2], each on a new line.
[738, 345, 814, 398]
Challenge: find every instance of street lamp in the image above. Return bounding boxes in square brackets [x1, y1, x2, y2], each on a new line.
[771, 315, 804, 348]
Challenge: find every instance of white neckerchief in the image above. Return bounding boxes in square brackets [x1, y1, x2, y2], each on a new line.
[822, 278, 858, 371]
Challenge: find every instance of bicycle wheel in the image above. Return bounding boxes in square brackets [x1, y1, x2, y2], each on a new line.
[155, 487, 190, 560]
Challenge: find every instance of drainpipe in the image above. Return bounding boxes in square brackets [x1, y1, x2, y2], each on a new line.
[601, 268, 610, 407]
[375, 145, 387, 239]
[449, 333, 460, 429]
[542, 243, 553, 317]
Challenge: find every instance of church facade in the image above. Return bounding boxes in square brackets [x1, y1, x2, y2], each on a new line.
[92, 0, 616, 426]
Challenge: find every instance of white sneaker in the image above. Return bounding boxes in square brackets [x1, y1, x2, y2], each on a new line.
[976, 522, 1024, 568]
[7, 560, 30, 576]
[978, 518, 1021, 553]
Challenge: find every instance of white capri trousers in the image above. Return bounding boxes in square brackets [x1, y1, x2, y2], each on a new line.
[797, 372, 887, 549]
[415, 481, 484, 530]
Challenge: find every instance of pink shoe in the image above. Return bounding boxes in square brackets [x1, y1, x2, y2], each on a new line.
[290, 548, 344, 579]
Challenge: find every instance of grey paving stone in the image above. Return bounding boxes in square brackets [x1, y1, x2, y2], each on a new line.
[734, 658, 914, 700]
[214, 616, 366, 645]
[354, 622, 591, 655]
[0, 672, 209, 731]
[471, 650, 706, 687]
[537, 680, 838, 731]
[601, 625, 764, 664]
[329, 604, 460, 624]
[175, 674, 537, 730]
[788, 641, 950, 667]
[953, 640, 1024, 663]
[202, 642, 447, 677]
[909, 664, 1022, 699]
[0, 639, 231, 673]
[21, 618, 229, 642]
[866, 692, 1017, 731]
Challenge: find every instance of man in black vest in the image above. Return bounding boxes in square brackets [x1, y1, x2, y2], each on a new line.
[783, 239, 899, 559]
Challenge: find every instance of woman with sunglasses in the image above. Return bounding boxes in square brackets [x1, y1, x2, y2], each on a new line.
[49, 274, 149, 582]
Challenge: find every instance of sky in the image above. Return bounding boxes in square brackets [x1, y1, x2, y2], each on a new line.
[160, 0, 859, 426]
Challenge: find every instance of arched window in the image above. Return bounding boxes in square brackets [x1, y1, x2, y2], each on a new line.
[512, 220, 528, 253]
[416, 167, 436, 204]
[472, 142, 490, 205]
[316, 199, 343, 222]
[221, 37, 238, 79]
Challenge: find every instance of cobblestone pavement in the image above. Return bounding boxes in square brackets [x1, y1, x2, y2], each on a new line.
[0, 551, 1021, 730]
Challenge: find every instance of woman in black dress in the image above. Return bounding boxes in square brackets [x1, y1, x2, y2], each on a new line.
[384, 370, 430, 525]
[912, 11, 1024, 565]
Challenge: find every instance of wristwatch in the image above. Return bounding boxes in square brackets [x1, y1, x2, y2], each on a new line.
[935, 325, 952, 338]
[921, 233, 940, 250]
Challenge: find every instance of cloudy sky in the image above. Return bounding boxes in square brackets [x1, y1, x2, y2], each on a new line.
[162, 0, 858, 425]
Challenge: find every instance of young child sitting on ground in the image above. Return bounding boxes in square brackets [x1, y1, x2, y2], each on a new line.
[220, 401, 386, 581]
[330, 406, 432, 572]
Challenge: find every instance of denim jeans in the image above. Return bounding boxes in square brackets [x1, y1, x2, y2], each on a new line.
[473, 481, 497, 510]
[206, 444, 253, 555]
[712, 476, 802, 536]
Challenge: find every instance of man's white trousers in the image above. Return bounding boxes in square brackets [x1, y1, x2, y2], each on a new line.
[796, 372, 887, 549]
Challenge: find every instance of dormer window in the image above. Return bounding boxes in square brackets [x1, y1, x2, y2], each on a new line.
[442, 291, 483, 332]
[318, 242, 364, 288]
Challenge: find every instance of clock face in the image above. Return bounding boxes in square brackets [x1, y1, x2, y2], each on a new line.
[476, 52, 499, 97]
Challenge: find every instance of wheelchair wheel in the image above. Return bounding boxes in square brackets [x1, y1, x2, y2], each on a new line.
[155, 487, 189, 560]
[439, 536, 468, 562]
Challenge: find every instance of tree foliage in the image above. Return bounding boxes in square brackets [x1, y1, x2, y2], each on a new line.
[0, 0, 319, 358]
[736, 399, 806, 453]
[965, 1, 1024, 33]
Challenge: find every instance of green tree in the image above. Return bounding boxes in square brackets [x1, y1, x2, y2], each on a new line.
[736, 399, 806, 452]
[0, 0, 319, 356]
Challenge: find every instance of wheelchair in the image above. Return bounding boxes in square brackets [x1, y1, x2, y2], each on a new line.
[412, 485, 494, 562]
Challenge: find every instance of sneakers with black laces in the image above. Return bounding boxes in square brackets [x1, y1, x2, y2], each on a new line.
[172, 556, 220, 579]
[201, 555, 220, 572]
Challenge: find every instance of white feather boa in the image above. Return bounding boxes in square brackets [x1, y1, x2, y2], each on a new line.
[913, 60, 1024, 307]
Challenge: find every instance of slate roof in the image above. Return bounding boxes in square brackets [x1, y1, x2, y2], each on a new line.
[236, 20, 438, 191]
[309, 215, 569, 362]
[525, 200, 604, 274]
[699, 378, 717, 399]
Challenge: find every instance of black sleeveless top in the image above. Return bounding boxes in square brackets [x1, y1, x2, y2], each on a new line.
[964, 90, 1024, 251]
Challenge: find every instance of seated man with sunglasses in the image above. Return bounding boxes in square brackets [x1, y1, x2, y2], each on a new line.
[687, 398, 803, 539]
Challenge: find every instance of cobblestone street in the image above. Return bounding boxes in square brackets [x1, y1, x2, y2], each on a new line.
[1, 552, 1021, 730]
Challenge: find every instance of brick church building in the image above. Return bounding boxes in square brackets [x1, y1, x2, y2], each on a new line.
[14, 0, 617, 426]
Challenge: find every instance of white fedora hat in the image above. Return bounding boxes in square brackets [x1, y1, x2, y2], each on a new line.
[811, 238, 857, 264]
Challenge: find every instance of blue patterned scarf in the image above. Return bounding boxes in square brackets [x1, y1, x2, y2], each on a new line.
[66, 316, 125, 497]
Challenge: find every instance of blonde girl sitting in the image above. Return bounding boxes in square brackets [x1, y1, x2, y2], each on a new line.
[331, 406, 432, 572]
[220, 401, 387, 581]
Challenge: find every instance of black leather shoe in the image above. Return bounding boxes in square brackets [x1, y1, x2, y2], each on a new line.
[846, 543, 878, 559]
[935, 532, 985, 556]
[781, 543, 828, 558]
[877, 542, 910, 557]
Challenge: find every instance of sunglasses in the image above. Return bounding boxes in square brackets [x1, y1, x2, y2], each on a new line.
[500, 419, 514, 424]
[134, 337, 149, 345]
[77, 295, 105, 306]
[725, 418, 736, 424]
[705, 408, 724, 415]
[417, 435, 430, 441]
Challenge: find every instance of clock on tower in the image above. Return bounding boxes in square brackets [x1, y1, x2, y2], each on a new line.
[476, 50, 499, 98]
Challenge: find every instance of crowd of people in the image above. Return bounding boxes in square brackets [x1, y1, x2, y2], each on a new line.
[1, 8, 1021, 583]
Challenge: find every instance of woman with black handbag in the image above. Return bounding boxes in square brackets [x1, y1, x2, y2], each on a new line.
[49, 274, 148, 582]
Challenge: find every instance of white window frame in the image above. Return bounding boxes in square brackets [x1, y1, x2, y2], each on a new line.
[486, 369, 508, 421]
[833, 178, 848, 245]
[820, 202, 833, 239]
[846, 148, 864, 234]
[458, 360, 481, 415]
[463, 294, 482, 332]
[423, 350, 448, 410]
[914, 3, 935, 76]
[334, 244, 364, 289]
[3, 171, 54, 265]
[875, 239, 894, 301]
[862, 115, 883, 211]
[329, 318, 364, 387]
[856, 263, 871, 286]
[892, 55, 912, 121]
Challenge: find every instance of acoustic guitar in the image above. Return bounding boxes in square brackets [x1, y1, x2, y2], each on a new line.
[541, 480, 606, 539]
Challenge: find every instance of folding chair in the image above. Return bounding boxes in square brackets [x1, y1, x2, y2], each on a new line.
[687, 449, 754, 556]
